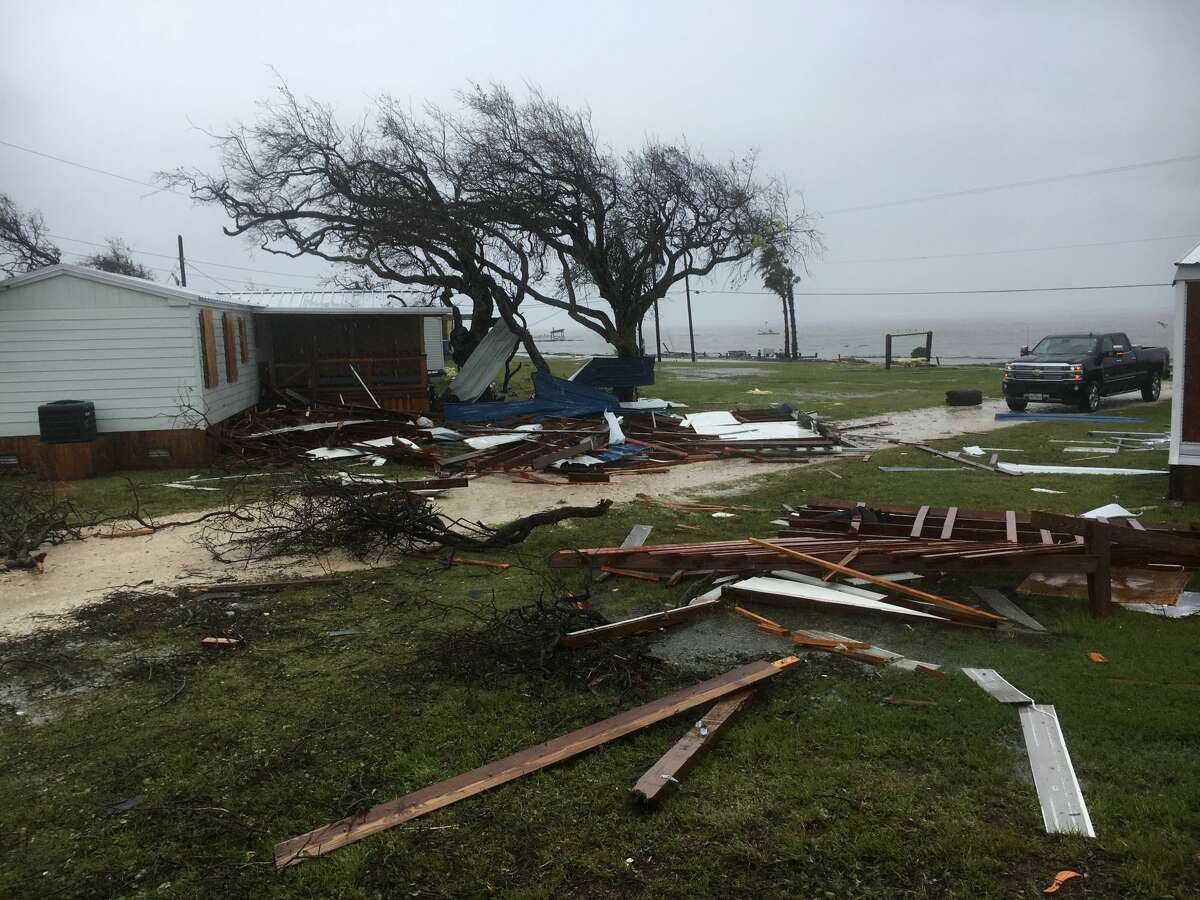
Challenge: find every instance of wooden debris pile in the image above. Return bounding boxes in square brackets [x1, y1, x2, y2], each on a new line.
[221, 402, 865, 482]
[551, 498, 1200, 619]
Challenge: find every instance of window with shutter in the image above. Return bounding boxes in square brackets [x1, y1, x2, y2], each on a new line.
[199, 309, 219, 388]
[222, 312, 239, 382]
[238, 316, 250, 363]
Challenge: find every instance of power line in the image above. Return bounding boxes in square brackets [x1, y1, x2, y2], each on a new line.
[822, 152, 1200, 215]
[689, 282, 1171, 298]
[0, 139, 185, 196]
[47, 232, 329, 281]
[821, 232, 1200, 265]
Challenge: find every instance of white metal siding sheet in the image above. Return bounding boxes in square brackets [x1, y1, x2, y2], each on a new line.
[0, 274, 201, 436]
[423, 316, 445, 371]
[199, 306, 260, 426]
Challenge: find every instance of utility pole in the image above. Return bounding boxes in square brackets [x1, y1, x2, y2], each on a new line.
[653, 298, 662, 360]
[177, 235, 187, 287]
[684, 256, 696, 363]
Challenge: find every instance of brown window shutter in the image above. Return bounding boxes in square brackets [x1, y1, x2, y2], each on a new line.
[238, 316, 250, 363]
[199, 309, 218, 388]
[222, 312, 239, 383]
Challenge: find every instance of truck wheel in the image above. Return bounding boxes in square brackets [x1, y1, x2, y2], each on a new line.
[1078, 381, 1101, 413]
[1141, 372, 1161, 402]
[946, 389, 982, 406]
[1005, 398, 1028, 412]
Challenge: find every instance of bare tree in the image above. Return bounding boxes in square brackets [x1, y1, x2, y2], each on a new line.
[81, 238, 154, 280]
[164, 84, 550, 370]
[457, 85, 821, 375]
[0, 193, 61, 276]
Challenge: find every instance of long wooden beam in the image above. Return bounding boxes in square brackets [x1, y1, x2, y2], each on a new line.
[631, 690, 755, 804]
[746, 538, 1002, 625]
[274, 656, 801, 867]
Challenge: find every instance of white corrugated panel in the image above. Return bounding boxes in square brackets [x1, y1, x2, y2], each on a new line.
[423, 316, 446, 371]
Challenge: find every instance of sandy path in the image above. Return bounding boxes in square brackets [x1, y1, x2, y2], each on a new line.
[1, 390, 1166, 635]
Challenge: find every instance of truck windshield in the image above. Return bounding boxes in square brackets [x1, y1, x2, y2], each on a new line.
[1029, 336, 1096, 355]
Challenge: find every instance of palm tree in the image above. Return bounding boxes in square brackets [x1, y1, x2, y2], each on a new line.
[755, 241, 799, 359]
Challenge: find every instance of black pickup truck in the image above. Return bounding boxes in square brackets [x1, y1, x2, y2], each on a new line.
[1001, 332, 1170, 413]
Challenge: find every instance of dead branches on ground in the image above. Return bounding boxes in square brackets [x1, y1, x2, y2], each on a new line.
[199, 469, 611, 564]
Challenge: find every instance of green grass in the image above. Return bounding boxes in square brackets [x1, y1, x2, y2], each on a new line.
[3, 379, 1199, 898]
[494, 355, 1003, 420]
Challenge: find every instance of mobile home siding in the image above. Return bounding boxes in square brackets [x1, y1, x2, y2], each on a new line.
[0, 273, 199, 437]
[200, 305, 260, 425]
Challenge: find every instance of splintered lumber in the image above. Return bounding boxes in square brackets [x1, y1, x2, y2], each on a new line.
[559, 600, 722, 648]
[733, 606, 788, 632]
[884, 697, 935, 707]
[274, 656, 801, 867]
[631, 690, 755, 804]
[746, 538, 1002, 626]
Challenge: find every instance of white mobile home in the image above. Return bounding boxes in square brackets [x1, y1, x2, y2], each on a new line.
[0, 265, 260, 476]
[0, 267, 453, 478]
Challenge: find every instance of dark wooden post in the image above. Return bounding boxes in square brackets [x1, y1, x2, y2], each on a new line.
[885, 334, 893, 369]
[1085, 525, 1113, 618]
[925, 331, 933, 362]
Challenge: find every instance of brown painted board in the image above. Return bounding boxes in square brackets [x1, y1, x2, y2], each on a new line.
[559, 599, 722, 648]
[274, 656, 801, 867]
[631, 690, 755, 804]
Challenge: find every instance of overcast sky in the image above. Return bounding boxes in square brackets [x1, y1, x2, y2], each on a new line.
[3, 0, 1198, 334]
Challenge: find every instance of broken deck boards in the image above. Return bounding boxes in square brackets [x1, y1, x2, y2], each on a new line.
[1018, 704, 1095, 837]
[559, 599, 722, 648]
[970, 587, 1046, 632]
[630, 690, 755, 804]
[961, 668, 1034, 704]
[274, 656, 801, 867]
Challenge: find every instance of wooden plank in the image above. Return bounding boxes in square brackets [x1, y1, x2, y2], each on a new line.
[274, 656, 801, 866]
[821, 549, 859, 581]
[559, 600, 722, 648]
[970, 587, 1045, 632]
[630, 691, 755, 804]
[1005, 511, 1018, 544]
[198, 309, 218, 388]
[910, 505, 929, 538]
[1086, 528, 1113, 618]
[746, 538, 1002, 625]
[940, 507, 958, 540]
[598, 565, 662, 583]
[222, 312, 239, 383]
